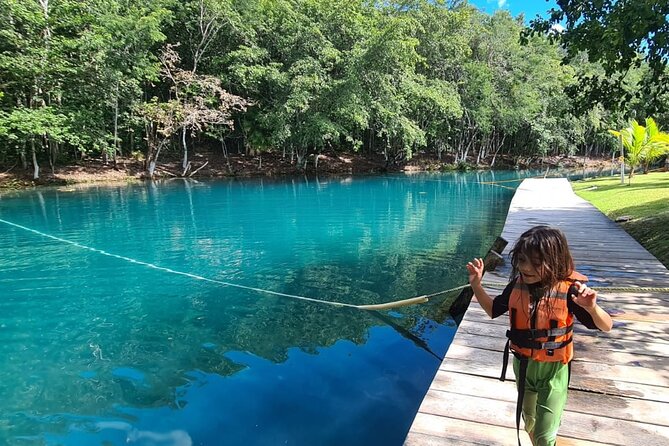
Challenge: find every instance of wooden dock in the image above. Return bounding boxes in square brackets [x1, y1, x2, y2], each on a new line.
[404, 178, 669, 446]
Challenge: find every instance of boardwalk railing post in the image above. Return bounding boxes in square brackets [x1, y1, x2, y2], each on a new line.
[448, 236, 508, 324]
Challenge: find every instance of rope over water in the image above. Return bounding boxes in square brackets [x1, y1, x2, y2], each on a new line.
[4, 217, 663, 315]
[0, 218, 467, 311]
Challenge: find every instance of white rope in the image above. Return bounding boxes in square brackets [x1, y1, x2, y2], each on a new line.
[0, 218, 465, 310]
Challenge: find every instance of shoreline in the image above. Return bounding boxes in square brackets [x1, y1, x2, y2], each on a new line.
[0, 152, 615, 191]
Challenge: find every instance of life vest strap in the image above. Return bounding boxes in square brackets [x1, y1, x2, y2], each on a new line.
[500, 339, 511, 382]
[507, 332, 573, 351]
[515, 357, 529, 446]
[500, 308, 518, 382]
[508, 324, 573, 340]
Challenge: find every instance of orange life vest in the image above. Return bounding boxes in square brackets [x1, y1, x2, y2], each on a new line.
[506, 271, 588, 364]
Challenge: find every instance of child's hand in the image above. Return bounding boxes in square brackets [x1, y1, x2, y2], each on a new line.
[571, 281, 597, 310]
[466, 258, 484, 287]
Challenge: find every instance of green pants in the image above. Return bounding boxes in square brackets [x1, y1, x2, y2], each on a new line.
[513, 357, 569, 446]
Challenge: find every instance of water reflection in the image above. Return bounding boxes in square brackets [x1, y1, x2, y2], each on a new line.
[0, 171, 519, 445]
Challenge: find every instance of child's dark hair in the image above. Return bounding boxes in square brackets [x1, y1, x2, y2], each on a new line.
[510, 226, 575, 288]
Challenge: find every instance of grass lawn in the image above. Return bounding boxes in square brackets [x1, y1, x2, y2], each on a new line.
[571, 171, 669, 267]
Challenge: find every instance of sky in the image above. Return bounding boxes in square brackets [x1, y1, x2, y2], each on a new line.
[468, 0, 559, 22]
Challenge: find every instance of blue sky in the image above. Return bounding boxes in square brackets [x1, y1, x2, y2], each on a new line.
[468, 0, 558, 22]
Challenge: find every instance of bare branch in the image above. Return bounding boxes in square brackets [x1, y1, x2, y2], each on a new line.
[189, 160, 209, 177]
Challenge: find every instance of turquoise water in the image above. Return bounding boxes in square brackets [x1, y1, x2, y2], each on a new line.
[0, 172, 518, 446]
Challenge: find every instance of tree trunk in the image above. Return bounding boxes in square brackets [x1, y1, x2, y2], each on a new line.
[144, 122, 164, 178]
[239, 119, 252, 156]
[47, 136, 55, 174]
[182, 126, 188, 170]
[113, 86, 119, 168]
[182, 161, 191, 177]
[462, 136, 473, 164]
[53, 140, 59, 168]
[368, 128, 373, 155]
[490, 134, 506, 167]
[128, 108, 135, 154]
[220, 135, 232, 174]
[583, 148, 587, 178]
[296, 147, 306, 169]
[31, 138, 39, 179]
[148, 141, 164, 178]
[20, 147, 27, 169]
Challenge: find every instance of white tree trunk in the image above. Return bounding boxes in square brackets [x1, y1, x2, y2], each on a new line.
[20, 148, 27, 169]
[31, 139, 39, 179]
[113, 86, 119, 167]
[182, 127, 188, 170]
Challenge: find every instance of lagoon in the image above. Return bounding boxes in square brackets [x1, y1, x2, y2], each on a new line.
[0, 171, 518, 445]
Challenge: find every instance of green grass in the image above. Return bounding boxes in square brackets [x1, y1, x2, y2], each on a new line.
[571, 172, 669, 267]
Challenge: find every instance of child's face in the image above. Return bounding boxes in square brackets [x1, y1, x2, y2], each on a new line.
[517, 253, 543, 284]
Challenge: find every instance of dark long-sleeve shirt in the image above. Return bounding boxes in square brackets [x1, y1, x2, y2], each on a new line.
[491, 278, 599, 329]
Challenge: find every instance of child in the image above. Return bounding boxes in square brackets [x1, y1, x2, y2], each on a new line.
[466, 226, 612, 446]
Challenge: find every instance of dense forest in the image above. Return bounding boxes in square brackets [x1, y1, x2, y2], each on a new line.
[0, 0, 666, 179]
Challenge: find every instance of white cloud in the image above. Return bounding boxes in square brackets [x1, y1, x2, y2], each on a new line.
[498, 0, 508, 7]
[550, 23, 565, 33]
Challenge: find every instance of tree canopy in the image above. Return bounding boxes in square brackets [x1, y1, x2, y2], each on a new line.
[0, 0, 666, 178]
[530, 0, 669, 113]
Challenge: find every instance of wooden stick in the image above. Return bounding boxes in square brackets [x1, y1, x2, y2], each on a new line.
[449, 236, 508, 322]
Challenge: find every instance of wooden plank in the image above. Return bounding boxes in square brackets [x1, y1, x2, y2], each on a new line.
[456, 312, 669, 359]
[455, 324, 669, 363]
[574, 333, 669, 358]
[441, 344, 669, 390]
[404, 431, 483, 446]
[426, 372, 669, 427]
[465, 302, 669, 323]
[451, 331, 669, 368]
[408, 413, 611, 446]
[408, 412, 532, 446]
[464, 305, 669, 343]
[462, 305, 669, 339]
[439, 356, 669, 404]
[597, 294, 669, 312]
[556, 437, 618, 446]
[574, 342, 669, 365]
[575, 260, 669, 270]
[418, 389, 669, 445]
[566, 389, 669, 428]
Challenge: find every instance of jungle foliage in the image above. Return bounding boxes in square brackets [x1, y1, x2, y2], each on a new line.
[0, 0, 666, 178]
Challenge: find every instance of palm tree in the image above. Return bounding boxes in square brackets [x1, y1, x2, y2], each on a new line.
[640, 118, 669, 173]
[608, 117, 669, 184]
